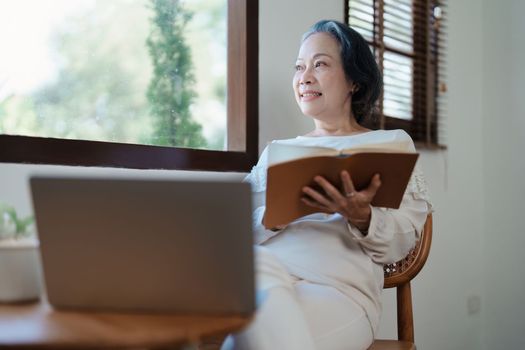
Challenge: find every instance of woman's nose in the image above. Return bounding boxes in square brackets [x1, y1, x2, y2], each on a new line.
[300, 78, 312, 85]
[300, 67, 314, 85]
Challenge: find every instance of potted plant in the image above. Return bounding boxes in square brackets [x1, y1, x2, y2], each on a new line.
[0, 202, 42, 303]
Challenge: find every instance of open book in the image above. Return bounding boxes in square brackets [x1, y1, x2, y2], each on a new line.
[263, 140, 419, 229]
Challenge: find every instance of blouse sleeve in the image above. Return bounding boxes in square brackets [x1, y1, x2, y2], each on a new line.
[347, 133, 433, 264]
[243, 146, 284, 245]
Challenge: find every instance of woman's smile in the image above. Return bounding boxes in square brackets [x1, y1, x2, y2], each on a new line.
[300, 90, 323, 101]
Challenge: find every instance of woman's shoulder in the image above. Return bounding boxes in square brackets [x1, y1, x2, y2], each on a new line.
[269, 137, 304, 145]
[370, 129, 415, 152]
[365, 129, 412, 141]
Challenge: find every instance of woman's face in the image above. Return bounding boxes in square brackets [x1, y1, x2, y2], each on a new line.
[293, 32, 354, 121]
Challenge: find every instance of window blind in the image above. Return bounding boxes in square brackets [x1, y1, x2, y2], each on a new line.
[347, 0, 446, 146]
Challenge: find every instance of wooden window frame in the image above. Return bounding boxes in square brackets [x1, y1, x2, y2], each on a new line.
[0, 0, 259, 172]
[345, 0, 443, 147]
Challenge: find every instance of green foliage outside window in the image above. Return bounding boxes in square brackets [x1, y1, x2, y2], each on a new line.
[146, 0, 206, 148]
[0, 0, 225, 150]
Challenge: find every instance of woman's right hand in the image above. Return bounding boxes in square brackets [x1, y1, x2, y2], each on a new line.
[301, 170, 382, 232]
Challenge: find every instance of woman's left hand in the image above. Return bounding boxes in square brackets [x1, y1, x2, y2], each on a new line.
[301, 170, 381, 231]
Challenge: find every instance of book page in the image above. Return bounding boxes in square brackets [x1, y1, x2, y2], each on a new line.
[341, 140, 415, 154]
[267, 142, 338, 166]
[268, 139, 415, 166]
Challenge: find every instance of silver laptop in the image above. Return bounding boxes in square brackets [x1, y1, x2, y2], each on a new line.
[30, 176, 255, 316]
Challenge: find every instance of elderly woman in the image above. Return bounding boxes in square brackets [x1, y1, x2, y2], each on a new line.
[223, 20, 432, 350]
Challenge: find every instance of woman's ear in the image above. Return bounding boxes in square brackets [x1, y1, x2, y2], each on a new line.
[348, 81, 360, 96]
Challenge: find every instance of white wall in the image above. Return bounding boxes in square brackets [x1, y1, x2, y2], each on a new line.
[481, 1, 525, 348]
[411, 1, 485, 349]
[1, 0, 523, 348]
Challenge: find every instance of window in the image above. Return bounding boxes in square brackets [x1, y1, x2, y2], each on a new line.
[0, 0, 258, 171]
[346, 0, 446, 146]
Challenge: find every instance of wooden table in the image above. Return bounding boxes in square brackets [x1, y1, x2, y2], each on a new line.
[0, 301, 251, 349]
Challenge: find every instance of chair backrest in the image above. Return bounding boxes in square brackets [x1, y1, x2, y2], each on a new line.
[382, 214, 433, 343]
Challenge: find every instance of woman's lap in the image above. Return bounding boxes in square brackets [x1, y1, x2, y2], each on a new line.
[223, 246, 373, 350]
[294, 280, 373, 350]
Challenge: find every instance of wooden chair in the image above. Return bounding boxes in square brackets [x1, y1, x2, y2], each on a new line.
[368, 214, 433, 350]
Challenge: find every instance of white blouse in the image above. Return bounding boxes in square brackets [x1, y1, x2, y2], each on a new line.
[244, 129, 432, 335]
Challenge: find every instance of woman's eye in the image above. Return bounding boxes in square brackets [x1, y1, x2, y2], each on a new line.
[295, 65, 304, 71]
[315, 61, 326, 68]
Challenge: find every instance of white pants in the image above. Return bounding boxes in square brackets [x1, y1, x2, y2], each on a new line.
[222, 246, 374, 350]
